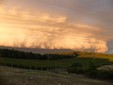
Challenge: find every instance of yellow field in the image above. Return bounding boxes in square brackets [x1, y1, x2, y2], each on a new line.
[78, 52, 113, 61]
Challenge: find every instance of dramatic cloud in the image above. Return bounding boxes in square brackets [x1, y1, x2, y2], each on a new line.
[0, 0, 113, 53]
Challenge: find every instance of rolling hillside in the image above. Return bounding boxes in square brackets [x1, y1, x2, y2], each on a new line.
[0, 66, 112, 85]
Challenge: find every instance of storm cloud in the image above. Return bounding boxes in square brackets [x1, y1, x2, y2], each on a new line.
[0, 0, 113, 53]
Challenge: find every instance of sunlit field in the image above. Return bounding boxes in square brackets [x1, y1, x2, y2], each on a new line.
[78, 52, 113, 61]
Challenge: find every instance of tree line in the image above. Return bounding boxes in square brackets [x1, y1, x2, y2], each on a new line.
[0, 49, 79, 60]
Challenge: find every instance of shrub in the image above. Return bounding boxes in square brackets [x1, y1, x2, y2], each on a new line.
[67, 62, 85, 74]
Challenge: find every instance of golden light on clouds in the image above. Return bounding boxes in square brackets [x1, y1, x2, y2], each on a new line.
[0, 5, 109, 53]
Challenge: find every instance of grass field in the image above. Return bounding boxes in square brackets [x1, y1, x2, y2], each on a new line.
[0, 66, 113, 85]
[78, 52, 113, 61]
[0, 57, 113, 69]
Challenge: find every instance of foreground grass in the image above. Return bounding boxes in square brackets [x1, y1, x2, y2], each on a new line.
[0, 66, 112, 85]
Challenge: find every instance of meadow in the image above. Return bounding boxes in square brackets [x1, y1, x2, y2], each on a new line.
[0, 56, 113, 69]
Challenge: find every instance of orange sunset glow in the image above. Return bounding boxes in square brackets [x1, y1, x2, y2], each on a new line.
[0, 0, 113, 53]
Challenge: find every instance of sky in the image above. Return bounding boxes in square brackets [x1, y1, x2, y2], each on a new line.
[0, 0, 113, 53]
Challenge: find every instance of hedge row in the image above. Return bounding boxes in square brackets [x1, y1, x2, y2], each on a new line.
[0, 62, 56, 70]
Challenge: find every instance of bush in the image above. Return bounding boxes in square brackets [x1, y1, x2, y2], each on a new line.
[67, 62, 85, 74]
[67, 61, 113, 80]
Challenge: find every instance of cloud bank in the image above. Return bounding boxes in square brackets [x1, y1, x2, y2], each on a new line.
[0, 0, 113, 53]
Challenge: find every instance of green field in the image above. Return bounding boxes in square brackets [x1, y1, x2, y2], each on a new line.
[0, 57, 113, 69]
